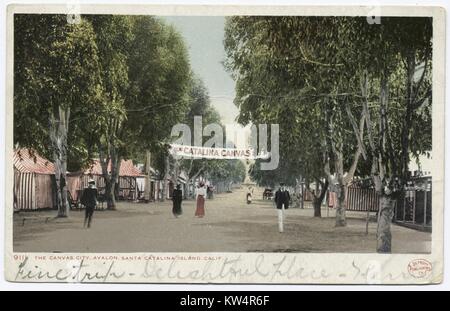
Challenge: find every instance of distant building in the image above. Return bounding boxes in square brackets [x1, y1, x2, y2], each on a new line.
[409, 152, 432, 177]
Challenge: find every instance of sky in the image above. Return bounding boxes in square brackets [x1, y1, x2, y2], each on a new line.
[161, 16, 239, 126]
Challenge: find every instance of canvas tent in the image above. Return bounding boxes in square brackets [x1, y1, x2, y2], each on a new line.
[14, 148, 55, 210]
[70, 159, 145, 201]
[118, 160, 146, 200]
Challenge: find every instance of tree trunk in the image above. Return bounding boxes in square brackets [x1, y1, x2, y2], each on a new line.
[144, 150, 152, 202]
[110, 152, 120, 209]
[361, 69, 397, 252]
[300, 181, 304, 209]
[161, 156, 170, 202]
[294, 178, 300, 208]
[335, 183, 347, 226]
[104, 177, 115, 209]
[50, 107, 70, 218]
[325, 104, 348, 227]
[183, 182, 188, 199]
[334, 149, 347, 227]
[375, 70, 396, 252]
[400, 51, 415, 181]
[376, 195, 395, 253]
[313, 179, 328, 217]
[172, 159, 180, 185]
[99, 147, 117, 210]
[313, 198, 322, 217]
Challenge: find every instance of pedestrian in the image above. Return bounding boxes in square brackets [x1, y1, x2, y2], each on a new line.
[195, 182, 207, 218]
[274, 182, 290, 233]
[158, 188, 162, 201]
[172, 184, 183, 218]
[81, 179, 97, 228]
[246, 186, 253, 204]
[207, 185, 212, 199]
[246, 191, 252, 204]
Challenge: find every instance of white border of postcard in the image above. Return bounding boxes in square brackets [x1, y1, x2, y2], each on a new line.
[4, 4, 445, 284]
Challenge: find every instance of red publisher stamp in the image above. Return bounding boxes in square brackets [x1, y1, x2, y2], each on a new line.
[408, 259, 432, 278]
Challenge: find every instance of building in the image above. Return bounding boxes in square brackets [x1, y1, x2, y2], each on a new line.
[71, 159, 145, 201]
[13, 148, 55, 210]
[409, 152, 432, 177]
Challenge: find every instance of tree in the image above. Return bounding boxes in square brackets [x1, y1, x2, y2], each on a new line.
[225, 16, 431, 236]
[125, 17, 191, 152]
[209, 159, 246, 190]
[14, 15, 193, 214]
[224, 17, 363, 223]
[85, 16, 191, 208]
[176, 77, 223, 198]
[346, 17, 432, 252]
[14, 14, 104, 217]
[123, 17, 191, 203]
[85, 15, 133, 209]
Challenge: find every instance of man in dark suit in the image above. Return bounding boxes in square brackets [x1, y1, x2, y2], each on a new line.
[81, 179, 97, 228]
[274, 182, 290, 233]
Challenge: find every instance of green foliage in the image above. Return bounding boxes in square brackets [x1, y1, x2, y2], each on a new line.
[184, 77, 221, 127]
[178, 77, 223, 180]
[14, 14, 104, 169]
[14, 14, 193, 174]
[224, 16, 432, 186]
[208, 159, 246, 184]
[346, 17, 432, 180]
[124, 17, 191, 157]
[249, 159, 298, 188]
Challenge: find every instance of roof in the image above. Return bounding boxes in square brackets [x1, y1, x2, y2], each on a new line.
[120, 159, 144, 177]
[85, 159, 144, 177]
[14, 148, 55, 174]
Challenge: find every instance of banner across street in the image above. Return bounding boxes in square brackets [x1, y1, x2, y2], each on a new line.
[169, 144, 269, 160]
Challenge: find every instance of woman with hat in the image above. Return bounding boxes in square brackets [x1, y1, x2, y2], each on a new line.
[172, 184, 183, 218]
[194, 182, 207, 218]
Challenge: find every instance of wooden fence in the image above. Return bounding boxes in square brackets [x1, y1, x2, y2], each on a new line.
[394, 176, 432, 231]
[346, 185, 379, 212]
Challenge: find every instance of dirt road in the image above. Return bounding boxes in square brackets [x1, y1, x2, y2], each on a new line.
[13, 187, 431, 253]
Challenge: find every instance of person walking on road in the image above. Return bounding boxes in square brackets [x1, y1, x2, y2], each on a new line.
[274, 182, 290, 233]
[172, 184, 183, 218]
[81, 179, 98, 228]
[246, 186, 253, 204]
[207, 185, 213, 199]
[195, 182, 207, 218]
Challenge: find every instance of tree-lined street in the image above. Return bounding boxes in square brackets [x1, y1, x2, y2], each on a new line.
[14, 187, 430, 253]
[13, 15, 433, 254]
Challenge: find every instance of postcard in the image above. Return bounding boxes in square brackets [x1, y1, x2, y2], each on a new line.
[4, 4, 445, 284]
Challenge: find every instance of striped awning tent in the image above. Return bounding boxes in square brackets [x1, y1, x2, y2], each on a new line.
[14, 148, 55, 210]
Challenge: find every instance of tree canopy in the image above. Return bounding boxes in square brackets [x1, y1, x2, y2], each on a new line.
[224, 16, 432, 248]
[14, 14, 104, 169]
[14, 14, 194, 211]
